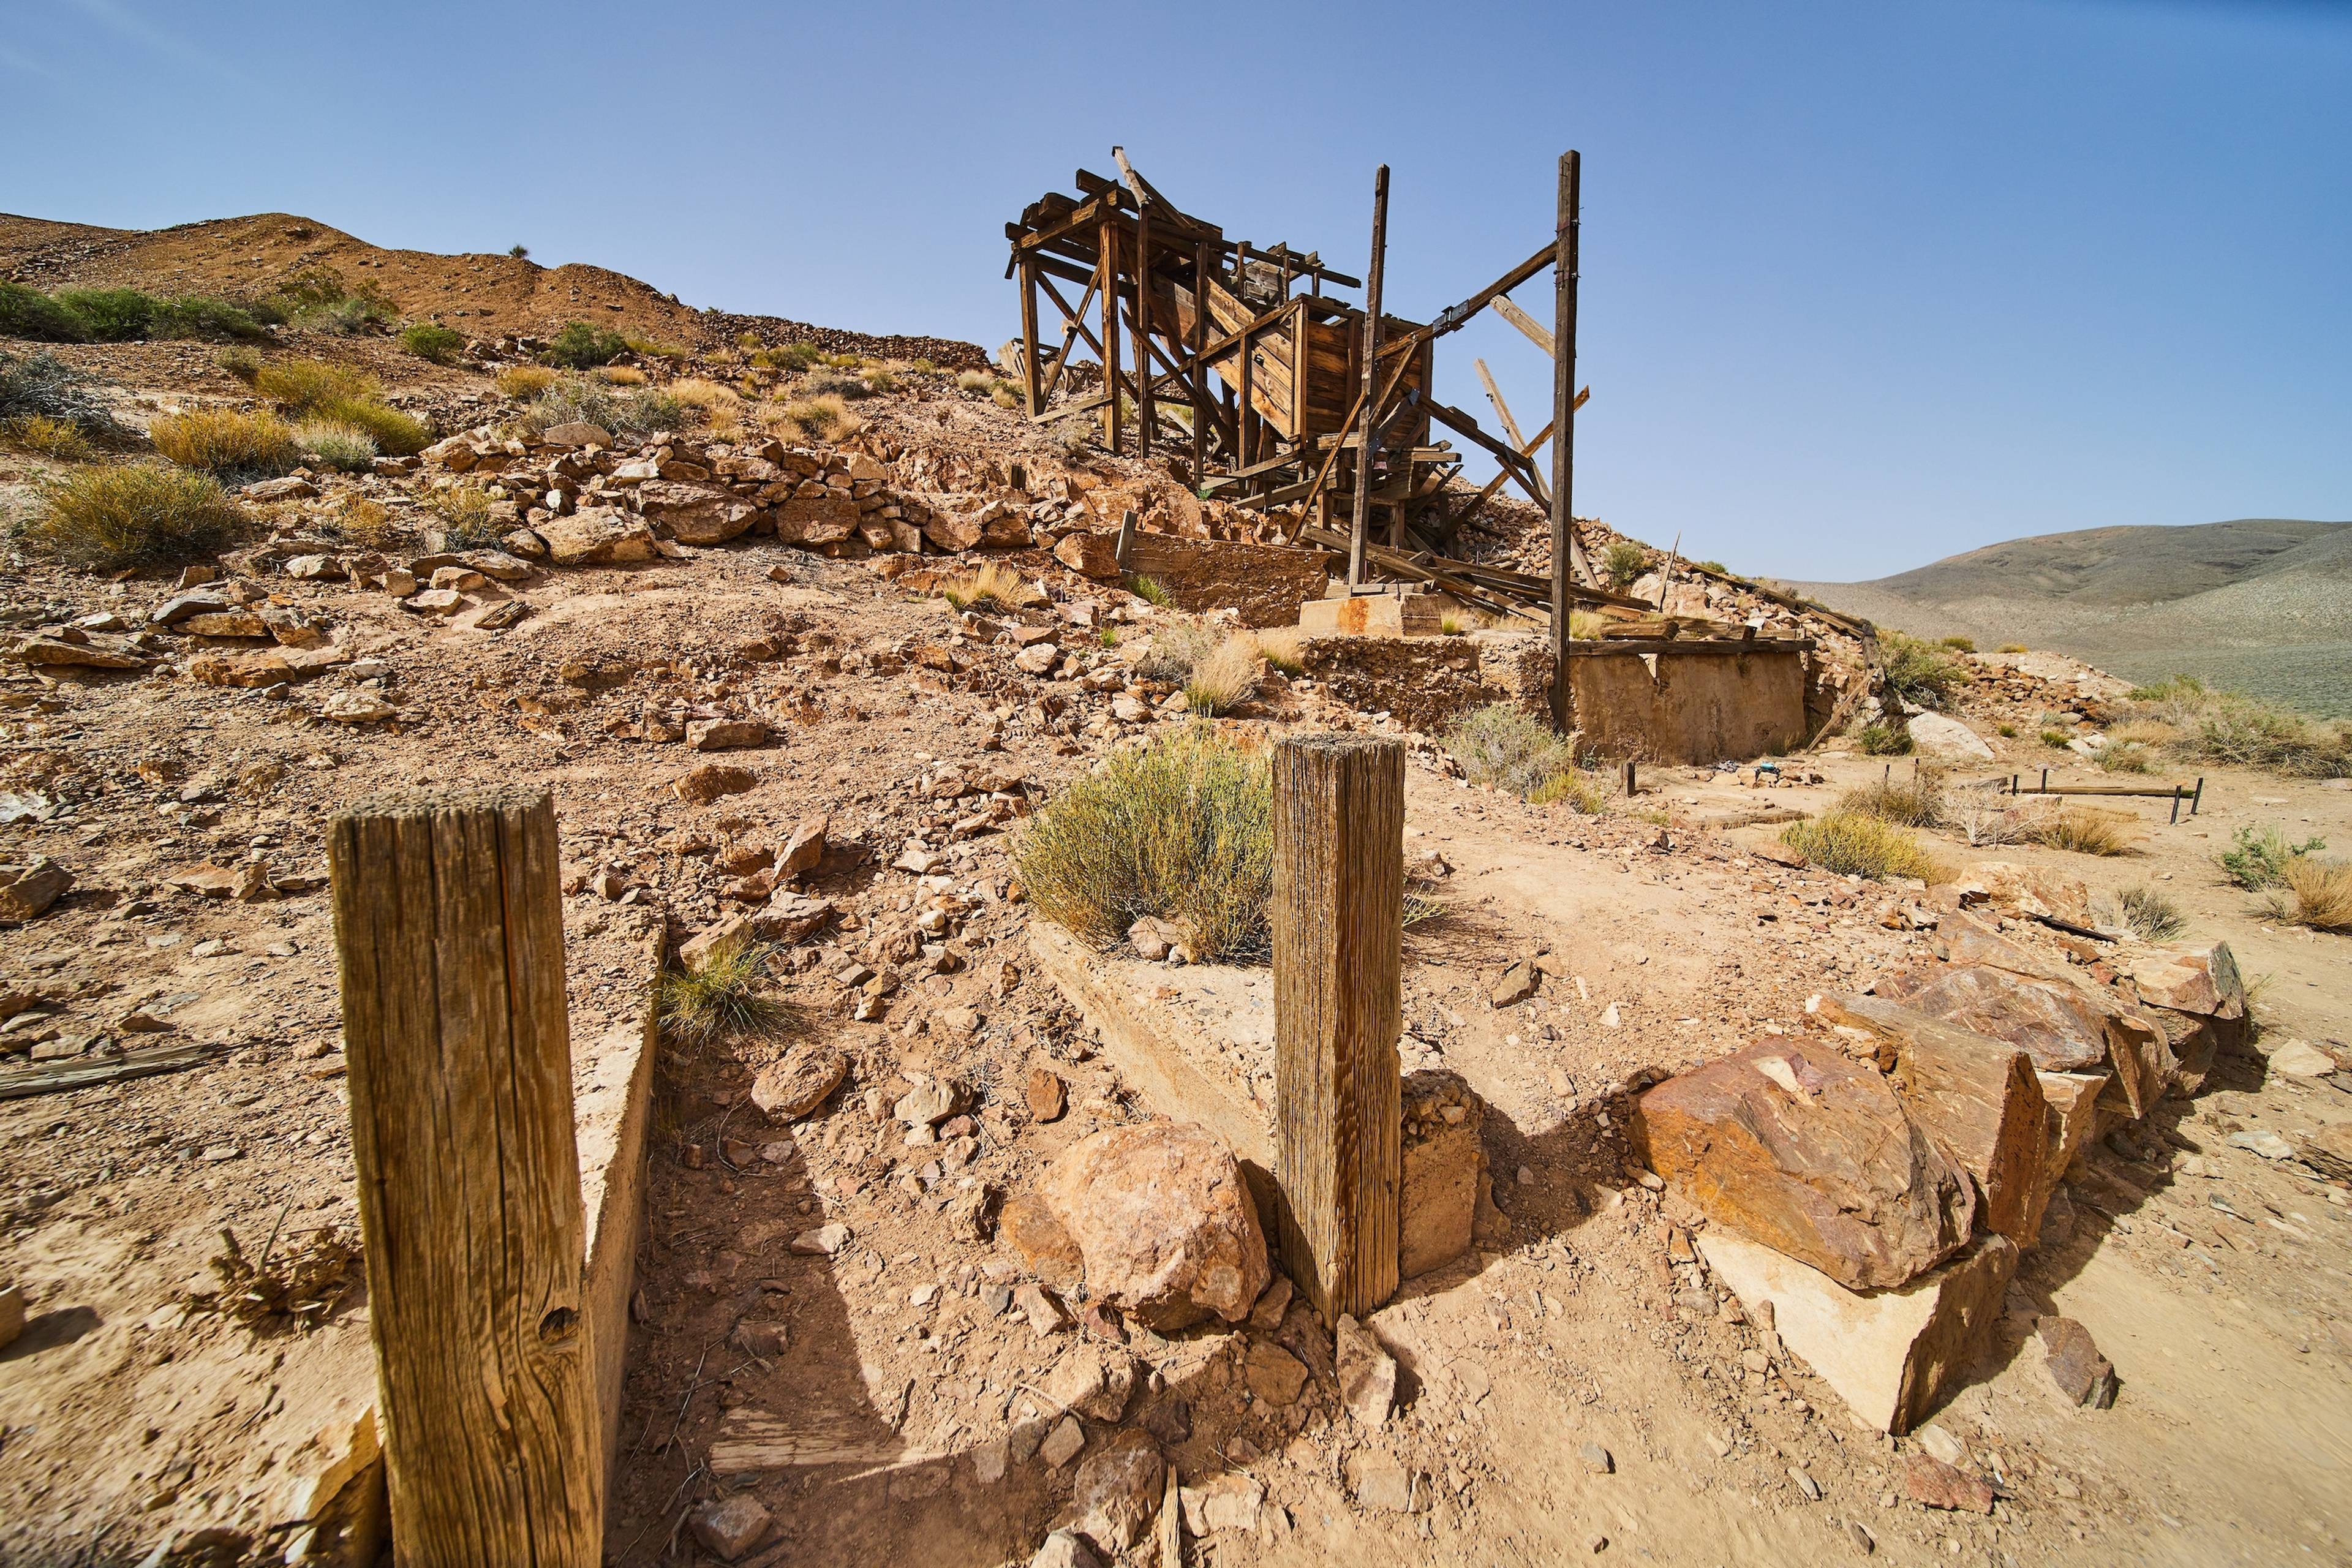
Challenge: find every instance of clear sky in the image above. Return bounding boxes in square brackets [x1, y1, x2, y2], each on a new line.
[6, 0, 2346, 579]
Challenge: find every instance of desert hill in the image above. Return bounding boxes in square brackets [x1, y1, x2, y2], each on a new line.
[0, 210, 986, 368]
[1794, 517, 2352, 716]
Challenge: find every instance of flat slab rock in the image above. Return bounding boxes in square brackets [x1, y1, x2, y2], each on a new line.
[1635, 1038, 1976, 1290]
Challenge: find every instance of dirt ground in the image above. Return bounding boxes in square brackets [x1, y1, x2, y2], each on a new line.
[3, 289, 2348, 1568]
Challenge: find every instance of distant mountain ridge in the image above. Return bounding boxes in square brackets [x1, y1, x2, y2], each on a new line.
[1793, 518, 2352, 718]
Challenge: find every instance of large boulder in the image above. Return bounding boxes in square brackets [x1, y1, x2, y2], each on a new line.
[1069, 1430, 1164, 1555]
[1877, 962, 2171, 1117]
[1007, 1120, 1270, 1331]
[0, 858, 73, 923]
[538, 508, 659, 565]
[1634, 1039, 1977, 1291]
[775, 494, 860, 545]
[637, 480, 756, 545]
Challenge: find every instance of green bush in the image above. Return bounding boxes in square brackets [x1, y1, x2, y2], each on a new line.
[659, 941, 789, 1046]
[1446, 703, 1578, 799]
[151, 296, 267, 341]
[1014, 723, 1274, 962]
[540, 321, 629, 369]
[52, 288, 157, 341]
[399, 323, 466, 364]
[1779, 810, 1947, 882]
[2219, 823, 2326, 891]
[0, 282, 91, 342]
[1601, 540, 1647, 589]
[1877, 631, 1966, 712]
[2125, 674, 2351, 777]
[0, 350, 121, 435]
[26, 464, 246, 570]
[1939, 635, 1977, 653]
[314, 395, 429, 456]
[1858, 720, 1913, 756]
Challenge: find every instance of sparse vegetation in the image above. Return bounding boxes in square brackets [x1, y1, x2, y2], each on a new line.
[1939, 635, 1977, 653]
[775, 394, 860, 443]
[659, 941, 789, 1045]
[25, 464, 246, 570]
[296, 419, 379, 472]
[496, 364, 557, 399]
[509, 244, 530, 260]
[2041, 728, 2072, 748]
[540, 321, 630, 370]
[1184, 636, 1262, 716]
[1601, 540, 1648, 590]
[1, 282, 94, 342]
[422, 484, 503, 548]
[0, 350, 121, 435]
[312, 396, 429, 456]
[1858, 721, 1913, 756]
[324, 494, 398, 548]
[1014, 723, 1274, 962]
[34, 287, 266, 342]
[1876, 630, 1966, 712]
[1129, 576, 1174, 608]
[254, 358, 377, 413]
[2220, 824, 2326, 891]
[2123, 674, 2351, 778]
[1529, 769, 1611, 813]
[1839, 772, 1943, 827]
[149, 407, 298, 478]
[802, 369, 872, 401]
[1446, 704, 1579, 800]
[753, 342, 823, 372]
[1779, 810, 1947, 882]
[936, 562, 1034, 612]
[1131, 616, 1226, 685]
[215, 345, 263, 382]
[1946, 788, 2032, 846]
[398, 323, 465, 364]
[596, 364, 649, 385]
[2116, 885, 2186, 941]
[1997, 722, 2019, 737]
[522, 376, 684, 440]
[2025, 805, 2135, 856]
[1998, 643, 2029, 654]
[1250, 625, 1306, 676]
[0, 414, 94, 461]
[2264, 856, 2352, 932]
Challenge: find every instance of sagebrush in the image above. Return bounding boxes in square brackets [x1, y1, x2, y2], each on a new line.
[27, 464, 246, 570]
[1779, 810, 1948, 882]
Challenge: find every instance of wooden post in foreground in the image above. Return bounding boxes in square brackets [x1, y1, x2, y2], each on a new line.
[1271, 734, 1404, 1320]
[330, 788, 600, 1567]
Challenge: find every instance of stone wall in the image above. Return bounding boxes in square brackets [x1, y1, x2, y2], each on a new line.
[1297, 631, 1552, 735]
[1563, 643, 1809, 764]
[1121, 532, 1333, 629]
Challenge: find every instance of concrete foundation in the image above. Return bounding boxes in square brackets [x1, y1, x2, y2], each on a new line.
[1562, 640, 1811, 764]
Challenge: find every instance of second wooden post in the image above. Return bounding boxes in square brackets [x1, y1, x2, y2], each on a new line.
[329, 788, 601, 1567]
[1271, 734, 1404, 1320]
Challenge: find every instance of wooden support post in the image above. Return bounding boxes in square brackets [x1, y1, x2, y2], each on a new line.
[1624, 759, 1637, 797]
[1101, 219, 1122, 454]
[1192, 242, 1210, 480]
[2192, 777, 2204, 815]
[1548, 150, 1580, 728]
[1272, 734, 1404, 1322]
[2170, 784, 2184, 825]
[1133, 199, 1155, 458]
[329, 788, 600, 1567]
[1349, 164, 1390, 592]
[1019, 257, 1043, 417]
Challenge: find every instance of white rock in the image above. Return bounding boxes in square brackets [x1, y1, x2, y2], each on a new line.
[1906, 712, 1994, 760]
[2263, 1039, 2336, 1078]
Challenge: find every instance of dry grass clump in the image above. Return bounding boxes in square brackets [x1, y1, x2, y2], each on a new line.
[1877, 630, 1968, 712]
[2125, 674, 2351, 778]
[0, 414, 94, 461]
[1839, 773, 1943, 827]
[1128, 575, 1174, 607]
[1946, 788, 2032, 847]
[2024, 805, 2136, 856]
[521, 377, 686, 440]
[296, 419, 378, 472]
[496, 364, 558, 399]
[2115, 885, 2187, 941]
[254, 358, 378, 413]
[1015, 723, 1274, 962]
[28, 464, 246, 570]
[1529, 769, 1611, 813]
[660, 941, 789, 1045]
[315, 397, 429, 457]
[801, 369, 872, 401]
[595, 364, 649, 385]
[1185, 636, 1262, 716]
[937, 561, 1036, 612]
[2220, 823, 2326, 891]
[325, 494, 398, 548]
[1131, 615, 1227, 685]
[774, 394, 862, 443]
[1249, 625, 1306, 676]
[1446, 704, 1578, 799]
[148, 407, 297, 478]
[2265, 856, 2352, 932]
[1780, 810, 1950, 882]
[423, 484, 503, 548]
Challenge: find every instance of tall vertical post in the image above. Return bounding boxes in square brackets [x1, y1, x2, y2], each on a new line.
[1272, 734, 1404, 1321]
[1019, 255, 1043, 417]
[1101, 219, 1122, 454]
[1548, 151, 1581, 728]
[1348, 164, 1390, 592]
[1191, 242, 1210, 483]
[328, 788, 600, 1567]
[1133, 198, 1155, 459]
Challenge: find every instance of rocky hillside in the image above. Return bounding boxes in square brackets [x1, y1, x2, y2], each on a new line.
[1793, 518, 2352, 717]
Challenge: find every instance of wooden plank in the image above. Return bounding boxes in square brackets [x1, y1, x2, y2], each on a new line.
[328, 787, 600, 1566]
[1272, 735, 1404, 1322]
[1101, 217, 1121, 453]
[1192, 243, 1210, 481]
[1550, 151, 1581, 724]
[1472, 358, 1549, 506]
[1019, 257, 1042, 416]
[1428, 240, 1558, 337]
[1349, 165, 1390, 589]
[1490, 294, 1555, 356]
[0, 1041, 221, 1102]
[1133, 198, 1154, 458]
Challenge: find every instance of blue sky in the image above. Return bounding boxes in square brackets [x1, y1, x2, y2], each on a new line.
[6, 0, 2346, 579]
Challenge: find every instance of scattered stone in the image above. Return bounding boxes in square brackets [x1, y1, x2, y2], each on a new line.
[751, 1047, 848, 1121]
[1014, 1282, 1069, 1336]
[1247, 1274, 1294, 1332]
[538, 508, 659, 565]
[677, 914, 753, 973]
[1054, 531, 1121, 578]
[688, 1494, 774, 1560]
[1789, 1466, 1822, 1501]
[1351, 1455, 1414, 1513]
[244, 476, 318, 502]
[2265, 1039, 2337, 1079]
[1070, 1430, 1163, 1553]
[321, 690, 397, 724]
[1845, 1520, 1875, 1555]
[12, 637, 143, 669]
[1039, 1415, 1087, 1468]
[2037, 1315, 2118, 1408]
[894, 1077, 968, 1127]
[775, 816, 829, 878]
[1243, 1341, 1309, 1405]
[538, 421, 613, 449]
[0, 858, 73, 923]
[1578, 1442, 1614, 1475]
[1899, 1452, 1994, 1513]
[674, 764, 758, 806]
[1180, 1474, 1264, 1536]
[1913, 1423, 1966, 1467]
[1028, 1528, 1102, 1568]
[1042, 1344, 1138, 1422]
[689, 718, 772, 752]
[789, 1224, 850, 1256]
[1336, 1315, 1397, 1428]
[1490, 960, 1539, 1007]
[1026, 1065, 1066, 1122]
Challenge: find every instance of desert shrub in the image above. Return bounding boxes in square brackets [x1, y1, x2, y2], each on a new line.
[2122, 674, 2350, 777]
[324, 494, 398, 548]
[1185, 636, 1261, 716]
[1131, 616, 1226, 685]
[2025, 806, 2135, 856]
[1997, 723, 2019, 737]
[775, 394, 860, 443]
[52, 287, 160, 341]
[399, 323, 465, 364]
[0, 282, 91, 342]
[1014, 723, 1274, 962]
[0, 415, 94, 461]
[312, 396, 428, 456]
[496, 364, 557, 399]
[1939, 635, 1977, 653]
[215, 345, 264, 383]
[1250, 625, 1305, 676]
[1947, 789, 2030, 847]
[149, 407, 298, 478]
[936, 561, 1033, 612]
[755, 342, 822, 371]
[1600, 540, 1646, 589]
[2116, 885, 2186, 941]
[859, 366, 898, 395]
[1446, 704, 1577, 799]
[0, 350, 121, 434]
[623, 336, 685, 360]
[253, 266, 350, 323]
[152, 296, 267, 341]
[1779, 811, 1947, 882]
[2098, 742, 2155, 774]
[304, 292, 397, 335]
[423, 483, 503, 548]
[2220, 824, 2326, 891]
[26, 463, 245, 569]
[522, 376, 682, 440]
[2264, 856, 2352, 932]
[596, 364, 648, 385]
[659, 941, 787, 1045]
[1998, 643, 2028, 654]
[956, 369, 997, 394]
[1529, 769, 1610, 813]
[1858, 720, 1913, 756]
[296, 419, 379, 472]
[992, 384, 1021, 409]
[1051, 420, 1095, 457]
[801, 369, 871, 401]
[2040, 728, 2072, 748]
[254, 358, 377, 413]
[1128, 575, 1174, 608]
[1839, 774, 1943, 827]
[1877, 631, 1966, 712]
[666, 377, 741, 415]
[540, 321, 628, 369]
[1566, 609, 1611, 640]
